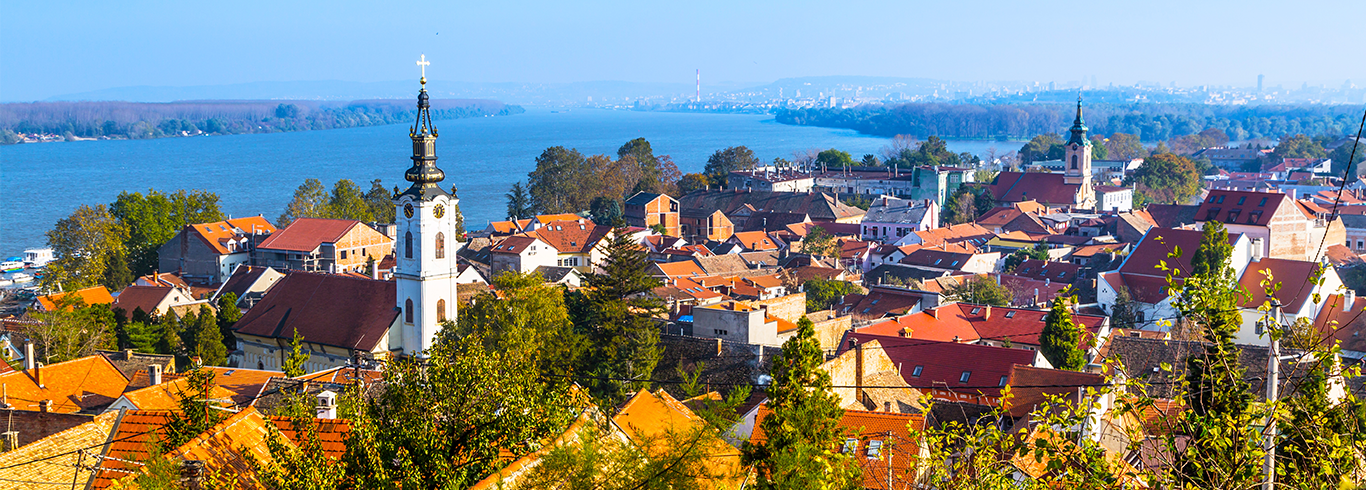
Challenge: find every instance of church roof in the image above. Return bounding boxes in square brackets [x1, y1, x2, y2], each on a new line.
[990, 172, 1082, 206]
[232, 272, 397, 351]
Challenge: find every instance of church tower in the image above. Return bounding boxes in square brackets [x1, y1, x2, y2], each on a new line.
[1063, 96, 1095, 206]
[394, 55, 458, 355]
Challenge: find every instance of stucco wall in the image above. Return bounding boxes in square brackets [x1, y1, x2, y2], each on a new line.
[742, 292, 806, 324]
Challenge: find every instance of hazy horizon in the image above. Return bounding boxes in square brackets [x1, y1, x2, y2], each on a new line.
[4, 0, 1364, 102]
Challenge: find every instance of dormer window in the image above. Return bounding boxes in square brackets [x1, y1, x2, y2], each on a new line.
[912, 365, 923, 377]
[959, 371, 971, 383]
[1206, 208, 1221, 221]
[1259, 197, 1268, 207]
[1226, 210, 1240, 223]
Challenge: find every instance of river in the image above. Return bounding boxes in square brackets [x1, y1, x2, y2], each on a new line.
[0, 108, 1017, 254]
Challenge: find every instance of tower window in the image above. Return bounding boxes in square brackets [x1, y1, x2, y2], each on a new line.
[404, 299, 414, 324]
[1071, 155, 1078, 169]
[404, 232, 413, 259]
[435, 232, 446, 259]
[436, 299, 447, 322]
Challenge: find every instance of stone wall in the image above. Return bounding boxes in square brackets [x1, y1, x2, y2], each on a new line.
[654, 334, 774, 401]
[821, 339, 899, 409]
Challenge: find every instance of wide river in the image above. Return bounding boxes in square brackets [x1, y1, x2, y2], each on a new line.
[1, 108, 1016, 255]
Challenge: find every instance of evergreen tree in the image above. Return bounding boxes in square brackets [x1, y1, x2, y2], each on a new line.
[1040, 293, 1086, 370]
[743, 316, 860, 488]
[282, 328, 309, 377]
[191, 304, 226, 366]
[161, 368, 226, 450]
[216, 292, 241, 350]
[505, 181, 534, 219]
[154, 313, 180, 356]
[573, 229, 664, 407]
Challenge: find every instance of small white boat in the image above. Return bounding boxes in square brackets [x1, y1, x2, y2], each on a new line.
[23, 249, 53, 268]
[9, 272, 33, 283]
[0, 259, 23, 273]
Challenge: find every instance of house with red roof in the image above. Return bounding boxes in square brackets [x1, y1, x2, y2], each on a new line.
[254, 218, 393, 274]
[838, 332, 1048, 404]
[232, 271, 401, 372]
[112, 285, 203, 318]
[528, 219, 614, 272]
[33, 286, 115, 313]
[158, 216, 277, 284]
[624, 192, 680, 237]
[749, 407, 928, 488]
[1233, 257, 1342, 346]
[857, 302, 1110, 359]
[487, 235, 558, 277]
[1194, 189, 1344, 261]
[1098, 227, 1253, 331]
[989, 171, 1092, 210]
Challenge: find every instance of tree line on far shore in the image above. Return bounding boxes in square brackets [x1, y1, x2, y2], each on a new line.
[0, 99, 524, 144]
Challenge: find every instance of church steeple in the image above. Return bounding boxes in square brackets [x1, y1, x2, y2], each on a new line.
[1066, 95, 1089, 147]
[403, 54, 447, 200]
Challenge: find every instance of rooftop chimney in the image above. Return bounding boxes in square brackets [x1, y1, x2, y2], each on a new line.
[38, 399, 51, 412]
[150, 364, 163, 386]
[1347, 290, 1357, 312]
[316, 390, 338, 419]
[928, 308, 938, 319]
[34, 363, 43, 388]
[23, 342, 34, 371]
[984, 305, 992, 320]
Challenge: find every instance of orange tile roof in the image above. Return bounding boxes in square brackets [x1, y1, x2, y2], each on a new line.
[752, 407, 925, 489]
[205, 367, 286, 407]
[0, 355, 129, 413]
[0, 411, 119, 488]
[35, 286, 115, 311]
[652, 260, 706, 278]
[90, 410, 176, 489]
[1237, 258, 1320, 312]
[187, 217, 276, 255]
[613, 390, 744, 490]
[117, 375, 237, 411]
[730, 231, 779, 251]
[769, 315, 798, 334]
[911, 223, 994, 247]
[743, 274, 783, 289]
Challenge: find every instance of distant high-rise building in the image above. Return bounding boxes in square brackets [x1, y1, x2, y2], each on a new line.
[1258, 74, 1265, 92]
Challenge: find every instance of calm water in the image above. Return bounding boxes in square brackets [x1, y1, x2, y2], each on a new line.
[0, 109, 1015, 254]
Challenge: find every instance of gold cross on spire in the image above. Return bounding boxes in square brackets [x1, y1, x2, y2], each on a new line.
[416, 54, 430, 84]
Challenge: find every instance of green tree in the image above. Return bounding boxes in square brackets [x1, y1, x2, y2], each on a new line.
[161, 368, 228, 450]
[342, 331, 578, 488]
[860, 153, 880, 166]
[42, 204, 129, 291]
[1104, 133, 1146, 161]
[704, 146, 759, 184]
[110, 189, 224, 276]
[189, 304, 226, 366]
[216, 292, 241, 350]
[1172, 220, 1264, 487]
[505, 181, 534, 219]
[1271, 133, 1327, 161]
[814, 148, 854, 168]
[799, 225, 838, 258]
[1273, 354, 1366, 487]
[676, 173, 710, 194]
[942, 276, 1013, 307]
[28, 298, 117, 363]
[1126, 153, 1201, 204]
[326, 179, 373, 222]
[528, 146, 590, 213]
[743, 316, 860, 489]
[573, 229, 664, 407]
[1330, 139, 1366, 177]
[1089, 135, 1110, 159]
[1040, 293, 1085, 371]
[282, 328, 309, 377]
[804, 278, 860, 313]
[1019, 133, 1064, 165]
[1003, 243, 1051, 272]
[1109, 286, 1142, 329]
[458, 271, 585, 378]
[364, 179, 397, 223]
[589, 196, 624, 226]
[154, 313, 180, 355]
[278, 178, 329, 227]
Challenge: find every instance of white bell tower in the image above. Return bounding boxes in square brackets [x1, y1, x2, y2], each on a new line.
[393, 55, 459, 355]
[1063, 96, 1095, 208]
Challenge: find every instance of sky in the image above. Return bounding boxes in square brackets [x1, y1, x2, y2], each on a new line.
[3, 0, 1364, 102]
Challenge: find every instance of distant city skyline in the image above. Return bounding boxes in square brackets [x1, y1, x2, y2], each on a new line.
[3, 0, 1363, 102]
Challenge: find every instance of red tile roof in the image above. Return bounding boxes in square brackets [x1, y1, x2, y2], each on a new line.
[990, 172, 1082, 206]
[489, 235, 546, 254]
[842, 286, 922, 320]
[1237, 258, 1320, 312]
[1120, 228, 1241, 279]
[1012, 259, 1081, 283]
[751, 407, 925, 489]
[530, 220, 613, 254]
[1004, 365, 1107, 418]
[838, 333, 1036, 398]
[232, 272, 397, 351]
[257, 218, 362, 252]
[861, 302, 1105, 347]
[910, 223, 995, 248]
[1312, 294, 1366, 354]
[112, 285, 177, 316]
[1194, 190, 1289, 226]
[730, 231, 780, 251]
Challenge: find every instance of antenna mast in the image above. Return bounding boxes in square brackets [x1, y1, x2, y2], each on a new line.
[696, 69, 700, 104]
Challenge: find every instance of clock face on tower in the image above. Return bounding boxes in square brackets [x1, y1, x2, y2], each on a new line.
[403, 203, 415, 218]
[433, 204, 445, 219]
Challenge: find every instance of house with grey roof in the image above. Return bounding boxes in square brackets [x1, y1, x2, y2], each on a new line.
[859, 196, 938, 243]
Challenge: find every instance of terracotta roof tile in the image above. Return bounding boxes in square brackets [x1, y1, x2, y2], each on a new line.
[1237, 258, 1320, 312]
[111, 286, 177, 316]
[35, 286, 115, 312]
[231, 272, 397, 351]
[0, 411, 118, 489]
[838, 333, 1036, 398]
[613, 390, 743, 489]
[185, 217, 276, 255]
[1195, 190, 1289, 226]
[752, 407, 925, 488]
[0, 355, 129, 413]
[257, 218, 362, 252]
[530, 221, 612, 254]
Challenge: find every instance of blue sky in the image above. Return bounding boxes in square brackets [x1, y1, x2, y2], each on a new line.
[3, 0, 1363, 101]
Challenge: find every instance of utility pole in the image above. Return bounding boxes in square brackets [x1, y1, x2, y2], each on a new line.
[1262, 299, 1282, 490]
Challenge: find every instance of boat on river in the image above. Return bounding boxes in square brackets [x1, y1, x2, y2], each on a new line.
[1, 258, 23, 273]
